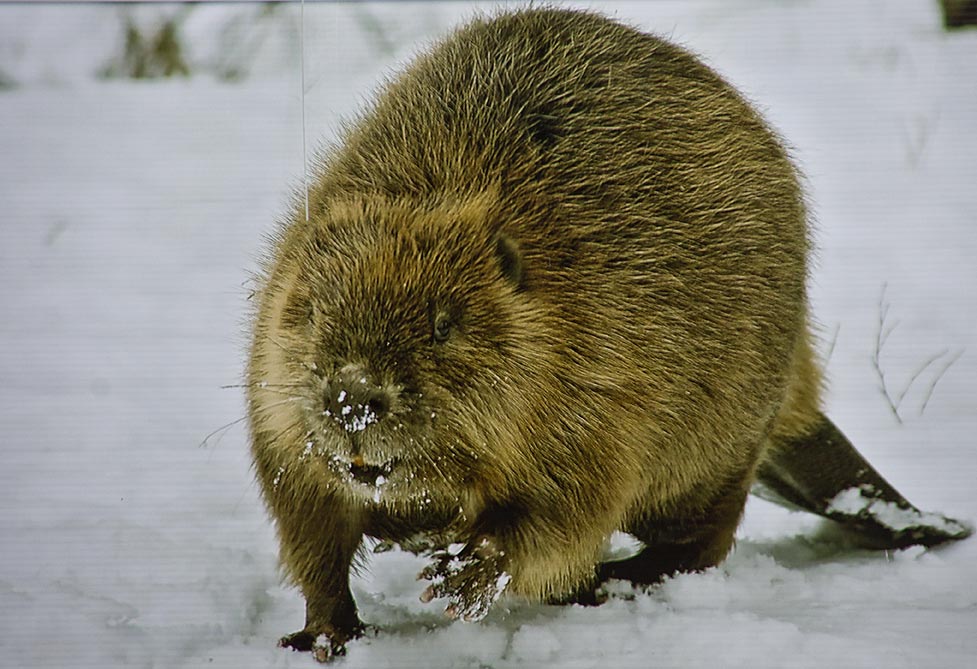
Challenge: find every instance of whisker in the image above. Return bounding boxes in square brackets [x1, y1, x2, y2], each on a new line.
[415, 443, 448, 487]
[407, 420, 457, 491]
[200, 397, 303, 448]
[221, 382, 305, 390]
[250, 387, 308, 399]
[267, 334, 303, 358]
[266, 417, 308, 448]
[267, 335, 318, 372]
[199, 416, 248, 449]
[251, 397, 304, 414]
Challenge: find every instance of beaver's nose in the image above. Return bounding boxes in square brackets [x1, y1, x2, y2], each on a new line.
[324, 366, 391, 432]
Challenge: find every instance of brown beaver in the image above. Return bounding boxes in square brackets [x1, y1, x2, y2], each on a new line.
[246, 7, 970, 661]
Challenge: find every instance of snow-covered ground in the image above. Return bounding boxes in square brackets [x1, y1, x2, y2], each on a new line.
[1, 2, 975, 667]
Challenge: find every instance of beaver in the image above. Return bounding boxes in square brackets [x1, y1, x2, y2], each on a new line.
[246, 7, 970, 660]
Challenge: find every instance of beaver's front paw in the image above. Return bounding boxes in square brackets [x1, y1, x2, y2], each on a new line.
[418, 535, 512, 621]
[279, 621, 367, 663]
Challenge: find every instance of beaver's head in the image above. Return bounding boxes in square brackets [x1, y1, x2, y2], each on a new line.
[252, 191, 551, 511]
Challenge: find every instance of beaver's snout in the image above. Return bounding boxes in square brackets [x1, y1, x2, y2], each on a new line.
[323, 365, 392, 433]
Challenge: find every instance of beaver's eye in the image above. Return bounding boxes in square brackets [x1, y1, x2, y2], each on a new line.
[433, 314, 452, 343]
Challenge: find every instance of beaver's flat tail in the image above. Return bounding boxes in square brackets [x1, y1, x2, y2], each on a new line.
[753, 414, 972, 548]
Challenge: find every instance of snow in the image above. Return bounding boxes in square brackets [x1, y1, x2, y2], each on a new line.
[826, 485, 971, 536]
[1, 1, 976, 667]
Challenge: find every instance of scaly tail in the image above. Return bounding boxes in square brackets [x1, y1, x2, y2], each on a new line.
[753, 414, 972, 548]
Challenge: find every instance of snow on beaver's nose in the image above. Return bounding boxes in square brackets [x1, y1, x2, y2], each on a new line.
[322, 364, 392, 433]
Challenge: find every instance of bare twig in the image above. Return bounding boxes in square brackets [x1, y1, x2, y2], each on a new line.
[870, 283, 962, 423]
[872, 283, 903, 423]
[895, 349, 949, 408]
[919, 349, 964, 416]
[904, 114, 929, 168]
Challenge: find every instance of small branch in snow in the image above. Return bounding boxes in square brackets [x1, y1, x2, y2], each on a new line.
[918, 349, 964, 416]
[870, 283, 962, 423]
[904, 113, 933, 168]
[872, 283, 903, 424]
[895, 348, 950, 409]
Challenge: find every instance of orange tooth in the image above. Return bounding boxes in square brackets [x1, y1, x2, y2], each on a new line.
[351, 455, 365, 468]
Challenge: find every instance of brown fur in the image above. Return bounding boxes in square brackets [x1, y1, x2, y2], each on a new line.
[248, 6, 828, 656]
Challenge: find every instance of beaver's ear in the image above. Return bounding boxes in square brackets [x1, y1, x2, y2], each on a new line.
[494, 233, 524, 288]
